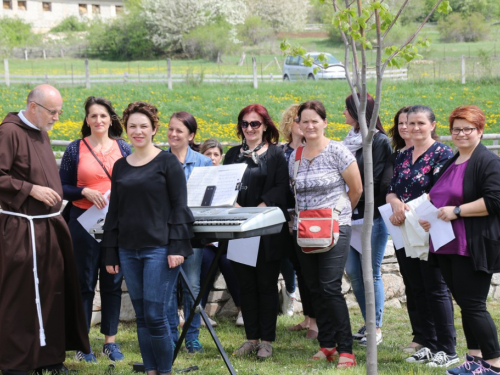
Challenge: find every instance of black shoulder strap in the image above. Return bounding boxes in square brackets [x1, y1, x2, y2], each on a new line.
[81, 138, 113, 180]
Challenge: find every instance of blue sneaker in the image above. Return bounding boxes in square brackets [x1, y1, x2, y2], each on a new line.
[75, 349, 97, 363]
[461, 360, 500, 375]
[103, 343, 125, 362]
[185, 339, 203, 353]
[447, 354, 482, 375]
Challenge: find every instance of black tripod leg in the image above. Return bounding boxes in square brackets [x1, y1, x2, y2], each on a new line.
[173, 240, 236, 375]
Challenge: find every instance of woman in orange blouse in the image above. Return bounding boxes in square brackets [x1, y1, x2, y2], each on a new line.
[59, 96, 131, 363]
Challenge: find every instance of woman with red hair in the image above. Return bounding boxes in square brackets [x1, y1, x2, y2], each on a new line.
[224, 104, 290, 360]
[419, 106, 500, 374]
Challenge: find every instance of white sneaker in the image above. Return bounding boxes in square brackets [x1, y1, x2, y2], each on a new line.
[359, 331, 383, 346]
[201, 316, 217, 328]
[282, 289, 296, 317]
[406, 347, 434, 363]
[236, 311, 244, 327]
[427, 351, 459, 368]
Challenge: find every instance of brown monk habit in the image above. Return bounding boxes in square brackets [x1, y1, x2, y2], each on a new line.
[0, 113, 90, 371]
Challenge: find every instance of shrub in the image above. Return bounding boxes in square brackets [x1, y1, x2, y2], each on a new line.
[237, 16, 275, 46]
[85, 13, 162, 60]
[438, 13, 490, 42]
[0, 17, 40, 53]
[183, 19, 239, 61]
[50, 16, 88, 32]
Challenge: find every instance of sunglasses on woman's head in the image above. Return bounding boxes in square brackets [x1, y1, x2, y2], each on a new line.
[240, 121, 262, 129]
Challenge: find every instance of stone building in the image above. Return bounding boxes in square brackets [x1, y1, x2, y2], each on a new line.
[1, 0, 124, 32]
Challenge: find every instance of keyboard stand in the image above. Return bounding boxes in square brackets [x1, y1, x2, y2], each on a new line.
[174, 239, 236, 375]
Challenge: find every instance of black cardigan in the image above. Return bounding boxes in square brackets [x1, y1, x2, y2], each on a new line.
[353, 132, 392, 220]
[428, 143, 500, 273]
[224, 144, 291, 262]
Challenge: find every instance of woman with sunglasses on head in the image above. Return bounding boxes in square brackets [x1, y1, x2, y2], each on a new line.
[102, 102, 194, 375]
[59, 96, 131, 363]
[342, 93, 392, 347]
[199, 138, 243, 328]
[387, 105, 457, 368]
[224, 104, 290, 360]
[166, 112, 213, 354]
[289, 100, 362, 369]
[278, 104, 317, 339]
[418, 106, 500, 375]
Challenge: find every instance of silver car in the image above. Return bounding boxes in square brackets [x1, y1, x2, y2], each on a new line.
[283, 52, 346, 81]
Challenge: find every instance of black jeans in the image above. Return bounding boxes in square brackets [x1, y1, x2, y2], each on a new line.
[68, 206, 123, 336]
[296, 226, 353, 353]
[395, 246, 424, 345]
[402, 251, 456, 354]
[289, 237, 315, 318]
[436, 254, 500, 360]
[231, 249, 281, 342]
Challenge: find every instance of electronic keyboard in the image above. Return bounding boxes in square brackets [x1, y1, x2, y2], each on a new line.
[89, 206, 286, 240]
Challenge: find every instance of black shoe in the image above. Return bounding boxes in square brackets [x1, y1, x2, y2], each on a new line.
[34, 363, 76, 374]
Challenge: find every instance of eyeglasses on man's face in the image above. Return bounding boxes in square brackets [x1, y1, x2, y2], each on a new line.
[451, 127, 477, 135]
[32, 102, 63, 116]
[240, 120, 262, 129]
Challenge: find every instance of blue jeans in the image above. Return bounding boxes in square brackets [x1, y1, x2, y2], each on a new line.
[119, 246, 179, 373]
[345, 216, 388, 328]
[167, 247, 203, 343]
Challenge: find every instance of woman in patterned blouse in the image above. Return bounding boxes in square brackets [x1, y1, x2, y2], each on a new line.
[386, 105, 457, 368]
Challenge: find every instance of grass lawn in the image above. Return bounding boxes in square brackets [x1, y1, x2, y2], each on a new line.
[65, 301, 500, 374]
[1, 79, 500, 146]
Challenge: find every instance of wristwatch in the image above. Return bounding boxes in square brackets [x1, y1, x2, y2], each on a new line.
[454, 206, 461, 218]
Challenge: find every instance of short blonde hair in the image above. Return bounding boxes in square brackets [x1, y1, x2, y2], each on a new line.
[279, 104, 300, 143]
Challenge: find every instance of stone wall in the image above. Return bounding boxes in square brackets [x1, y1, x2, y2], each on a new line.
[91, 240, 500, 324]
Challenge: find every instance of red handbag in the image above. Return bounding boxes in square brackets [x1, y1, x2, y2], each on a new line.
[293, 146, 347, 254]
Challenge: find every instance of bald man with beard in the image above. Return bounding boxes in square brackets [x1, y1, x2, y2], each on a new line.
[0, 85, 90, 374]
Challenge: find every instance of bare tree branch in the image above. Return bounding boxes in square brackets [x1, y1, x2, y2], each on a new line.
[382, 0, 445, 72]
[333, 0, 359, 96]
[381, 0, 410, 40]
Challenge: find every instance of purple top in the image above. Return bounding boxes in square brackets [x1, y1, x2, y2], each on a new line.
[429, 160, 469, 256]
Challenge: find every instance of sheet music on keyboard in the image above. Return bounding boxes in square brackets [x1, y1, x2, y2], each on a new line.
[187, 164, 247, 207]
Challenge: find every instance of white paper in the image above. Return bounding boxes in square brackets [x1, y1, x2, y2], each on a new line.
[415, 200, 455, 251]
[402, 194, 430, 260]
[187, 164, 247, 207]
[77, 190, 110, 242]
[378, 203, 405, 249]
[227, 236, 260, 267]
[350, 219, 364, 253]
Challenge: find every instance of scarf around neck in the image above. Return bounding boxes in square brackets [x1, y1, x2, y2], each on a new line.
[237, 138, 266, 164]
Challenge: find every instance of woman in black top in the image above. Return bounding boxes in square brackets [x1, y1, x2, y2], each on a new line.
[103, 102, 194, 375]
[224, 104, 290, 360]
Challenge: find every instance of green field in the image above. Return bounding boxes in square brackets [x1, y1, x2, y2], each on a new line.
[1, 79, 500, 145]
[62, 301, 500, 374]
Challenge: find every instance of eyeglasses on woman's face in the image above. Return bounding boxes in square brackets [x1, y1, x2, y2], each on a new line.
[451, 127, 477, 135]
[240, 120, 262, 129]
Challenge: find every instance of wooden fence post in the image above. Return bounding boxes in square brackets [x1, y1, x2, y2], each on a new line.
[4, 59, 10, 87]
[24, 49, 28, 60]
[123, 72, 128, 83]
[252, 57, 258, 89]
[44, 73, 48, 84]
[85, 59, 90, 89]
[167, 58, 172, 90]
[461, 55, 466, 84]
[43, 50, 46, 60]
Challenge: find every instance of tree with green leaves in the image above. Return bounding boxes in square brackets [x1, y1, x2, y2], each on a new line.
[282, 1, 451, 373]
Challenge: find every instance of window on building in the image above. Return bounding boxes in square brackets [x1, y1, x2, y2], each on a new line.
[115, 5, 123, 14]
[92, 4, 100, 14]
[3, 0, 11, 10]
[79, 3, 87, 14]
[18, 0, 27, 10]
[42, 1, 51, 11]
